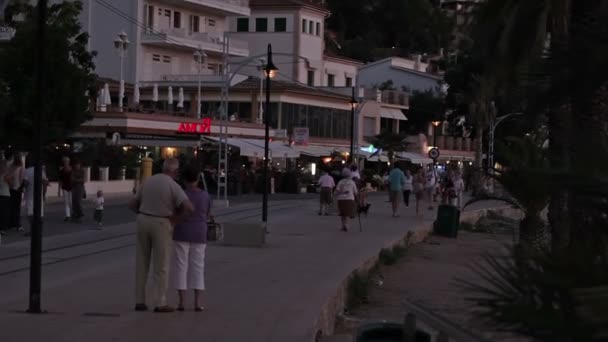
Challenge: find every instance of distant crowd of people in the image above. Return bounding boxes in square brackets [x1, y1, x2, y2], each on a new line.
[314, 162, 467, 231]
[0, 154, 105, 239]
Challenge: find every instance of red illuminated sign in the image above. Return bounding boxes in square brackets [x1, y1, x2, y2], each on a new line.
[177, 118, 212, 134]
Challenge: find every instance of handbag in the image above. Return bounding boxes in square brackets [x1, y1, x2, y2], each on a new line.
[207, 218, 223, 242]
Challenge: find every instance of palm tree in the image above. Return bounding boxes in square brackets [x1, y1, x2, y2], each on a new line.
[468, 74, 496, 196]
[469, 0, 574, 251]
[467, 136, 550, 250]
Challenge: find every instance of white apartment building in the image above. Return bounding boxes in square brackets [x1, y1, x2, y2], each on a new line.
[80, 0, 250, 86]
[227, 0, 359, 87]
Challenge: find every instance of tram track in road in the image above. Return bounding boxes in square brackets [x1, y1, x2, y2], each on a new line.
[0, 201, 313, 277]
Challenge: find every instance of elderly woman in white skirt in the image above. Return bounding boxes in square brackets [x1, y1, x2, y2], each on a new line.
[171, 167, 212, 312]
[335, 169, 359, 232]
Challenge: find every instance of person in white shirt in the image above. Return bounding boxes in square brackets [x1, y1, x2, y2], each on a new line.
[317, 171, 335, 216]
[23, 162, 49, 236]
[402, 169, 414, 208]
[334, 169, 358, 232]
[425, 166, 437, 210]
[453, 171, 465, 209]
[94, 190, 105, 226]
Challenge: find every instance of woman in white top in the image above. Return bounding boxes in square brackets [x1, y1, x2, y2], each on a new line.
[402, 169, 413, 208]
[334, 169, 358, 232]
[453, 171, 465, 209]
[8, 157, 25, 231]
[23, 162, 49, 236]
[317, 171, 335, 216]
[0, 160, 11, 235]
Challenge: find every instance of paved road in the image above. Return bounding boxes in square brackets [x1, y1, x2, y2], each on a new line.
[0, 193, 503, 342]
[1, 192, 319, 245]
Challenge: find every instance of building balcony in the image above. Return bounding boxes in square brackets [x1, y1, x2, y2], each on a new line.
[361, 88, 409, 108]
[153, 0, 250, 17]
[141, 28, 249, 57]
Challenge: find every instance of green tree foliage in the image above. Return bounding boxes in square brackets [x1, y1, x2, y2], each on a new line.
[368, 131, 410, 163]
[0, 0, 97, 149]
[326, 0, 453, 61]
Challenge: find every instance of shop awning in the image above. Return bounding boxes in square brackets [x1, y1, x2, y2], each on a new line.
[117, 138, 201, 148]
[204, 137, 265, 158]
[293, 145, 346, 157]
[380, 108, 408, 121]
[204, 137, 300, 158]
[395, 152, 433, 164]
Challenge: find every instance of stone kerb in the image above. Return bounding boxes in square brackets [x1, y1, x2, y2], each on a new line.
[312, 205, 520, 342]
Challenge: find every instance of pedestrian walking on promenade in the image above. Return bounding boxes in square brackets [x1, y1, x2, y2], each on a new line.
[94, 190, 104, 227]
[8, 156, 24, 231]
[425, 165, 437, 211]
[402, 169, 413, 208]
[23, 159, 49, 236]
[335, 169, 358, 232]
[413, 168, 425, 217]
[388, 162, 406, 217]
[453, 171, 465, 209]
[317, 170, 335, 216]
[71, 161, 86, 222]
[129, 158, 193, 313]
[170, 166, 211, 312]
[0, 160, 11, 236]
[59, 157, 73, 222]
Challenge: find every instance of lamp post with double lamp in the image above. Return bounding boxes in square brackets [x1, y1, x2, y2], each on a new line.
[349, 87, 358, 163]
[114, 31, 129, 112]
[262, 44, 278, 225]
[193, 48, 207, 119]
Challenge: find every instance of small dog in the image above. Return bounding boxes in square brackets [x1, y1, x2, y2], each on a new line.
[358, 203, 371, 216]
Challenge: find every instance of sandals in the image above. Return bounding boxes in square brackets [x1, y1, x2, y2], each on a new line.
[176, 305, 204, 312]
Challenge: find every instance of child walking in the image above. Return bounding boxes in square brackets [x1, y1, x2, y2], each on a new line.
[94, 190, 104, 226]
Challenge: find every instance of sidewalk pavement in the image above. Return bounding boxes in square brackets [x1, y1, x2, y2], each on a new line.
[0, 195, 502, 342]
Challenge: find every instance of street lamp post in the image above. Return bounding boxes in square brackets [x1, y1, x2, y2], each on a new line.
[258, 58, 266, 124]
[431, 120, 442, 150]
[193, 47, 207, 119]
[114, 31, 129, 112]
[349, 87, 358, 163]
[28, 0, 47, 314]
[488, 112, 523, 193]
[262, 44, 278, 225]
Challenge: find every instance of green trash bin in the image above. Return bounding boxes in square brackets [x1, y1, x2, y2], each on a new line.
[434, 204, 460, 238]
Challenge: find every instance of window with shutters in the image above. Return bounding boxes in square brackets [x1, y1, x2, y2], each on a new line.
[327, 74, 335, 87]
[190, 15, 200, 33]
[309, 21, 313, 35]
[315, 22, 320, 36]
[302, 19, 307, 33]
[274, 18, 287, 32]
[307, 70, 315, 86]
[346, 77, 353, 87]
[163, 55, 171, 63]
[208, 18, 216, 27]
[255, 18, 268, 32]
[237, 18, 249, 32]
[152, 54, 161, 62]
[173, 11, 181, 28]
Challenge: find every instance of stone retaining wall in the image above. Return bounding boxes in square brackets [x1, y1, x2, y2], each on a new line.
[312, 205, 521, 342]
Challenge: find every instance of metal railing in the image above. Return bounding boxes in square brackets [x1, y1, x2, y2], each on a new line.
[361, 88, 410, 107]
[141, 29, 249, 51]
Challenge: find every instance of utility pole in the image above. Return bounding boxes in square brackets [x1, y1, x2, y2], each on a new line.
[28, 0, 47, 314]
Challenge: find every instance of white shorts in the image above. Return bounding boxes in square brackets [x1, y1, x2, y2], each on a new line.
[171, 241, 207, 291]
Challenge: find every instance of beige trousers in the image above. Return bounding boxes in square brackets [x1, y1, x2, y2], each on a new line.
[135, 214, 173, 307]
